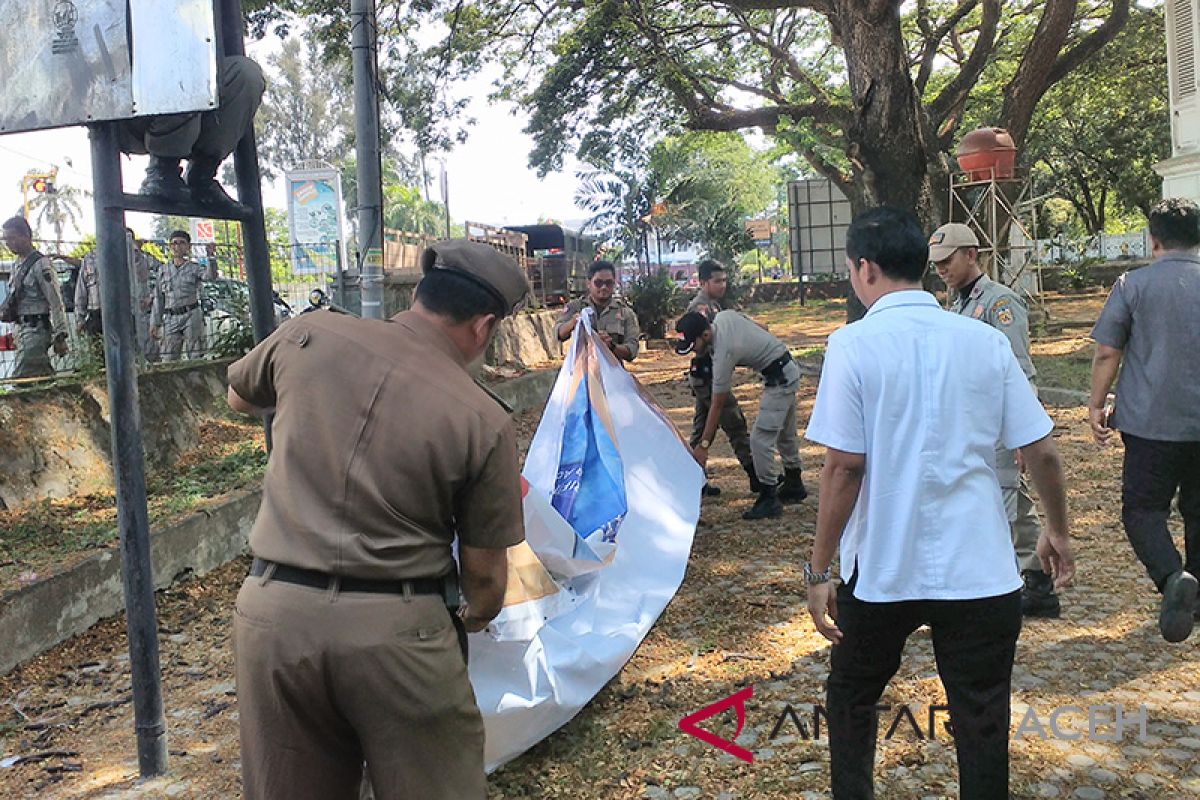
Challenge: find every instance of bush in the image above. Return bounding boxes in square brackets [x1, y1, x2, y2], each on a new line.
[625, 268, 686, 339]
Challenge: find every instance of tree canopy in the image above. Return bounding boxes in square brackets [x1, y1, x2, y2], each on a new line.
[245, 0, 1133, 228]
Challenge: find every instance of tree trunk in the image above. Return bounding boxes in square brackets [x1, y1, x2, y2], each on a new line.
[834, 1, 947, 321]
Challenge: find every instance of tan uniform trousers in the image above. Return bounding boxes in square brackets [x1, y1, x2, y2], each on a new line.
[13, 321, 55, 378]
[1000, 459, 1042, 573]
[159, 308, 205, 362]
[688, 382, 754, 468]
[750, 361, 803, 485]
[233, 577, 486, 800]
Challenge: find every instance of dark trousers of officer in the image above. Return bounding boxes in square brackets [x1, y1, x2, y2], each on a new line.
[688, 382, 754, 467]
[1121, 433, 1200, 590]
[826, 574, 1022, 800]
[234, 577, 486, 800]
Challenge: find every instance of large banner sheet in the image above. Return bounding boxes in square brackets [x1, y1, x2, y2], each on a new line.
[470, 310, 704, 771]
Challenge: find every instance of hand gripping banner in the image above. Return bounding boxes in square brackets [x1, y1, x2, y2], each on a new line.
[469, 308, 705, 770]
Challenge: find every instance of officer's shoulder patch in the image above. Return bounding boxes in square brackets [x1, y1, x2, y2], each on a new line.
[995, 306, 1014, 326]
[971, 305, 984, 319]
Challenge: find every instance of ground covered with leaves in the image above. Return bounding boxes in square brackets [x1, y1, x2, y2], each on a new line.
[4, 294, 1197, 799]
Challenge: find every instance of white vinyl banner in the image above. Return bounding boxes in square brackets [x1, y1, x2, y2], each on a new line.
[470, 310, 704, 771]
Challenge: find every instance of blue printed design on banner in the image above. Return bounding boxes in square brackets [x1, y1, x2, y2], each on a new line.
[551, 377, 628, 553]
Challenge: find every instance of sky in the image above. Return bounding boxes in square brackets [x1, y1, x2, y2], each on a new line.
[0, 37, 591, 245]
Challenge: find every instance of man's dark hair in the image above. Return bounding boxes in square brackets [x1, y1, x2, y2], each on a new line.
[169, 229, 191, 243]
[1148, 198, 1200, 251]
[2, 216, 32, 237]
[844, 207, 929, 283]
[589, 260, 616, 279]
[415, 268, 506, 322]
[698, 259, 726, 282]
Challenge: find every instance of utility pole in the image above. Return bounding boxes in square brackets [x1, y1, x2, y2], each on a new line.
[351, 0, 384, 319]
[440, 162, 451, 239]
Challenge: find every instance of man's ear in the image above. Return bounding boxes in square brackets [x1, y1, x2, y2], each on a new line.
[471, 313, 499, 345]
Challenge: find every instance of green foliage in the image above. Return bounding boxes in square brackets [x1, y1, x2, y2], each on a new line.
[254, 33, 355, 181]
[209, 289, 258, 359]
[1020, 7, 1168, 235]
[624, 268, 685, 334]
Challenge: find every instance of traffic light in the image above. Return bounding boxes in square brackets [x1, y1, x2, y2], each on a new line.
[32, 178, 46, 193]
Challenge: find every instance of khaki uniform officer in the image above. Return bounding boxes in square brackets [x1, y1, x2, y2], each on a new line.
[151, 230, 205, 361]
[2, 217, 68, 378]
[226, 239, 529, 800]
[685, 260, 756, 497]
[555, 260, 640, 362]
[931, 222, 1058, 618]
[677, 309, 807, 521]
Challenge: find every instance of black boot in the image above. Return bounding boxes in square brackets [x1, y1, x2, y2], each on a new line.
[742, 462, 764, 495]
[777, 467, 808, 504]
[1020, 569, 1061, 618]
[186, 156, 250, 216]
[742, 482, 783, 520]
[140, 156, 188, 202]
[1159, 570, 1198, 643]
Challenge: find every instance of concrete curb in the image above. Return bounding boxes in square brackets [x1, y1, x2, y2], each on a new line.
[0, 367, 561, 676]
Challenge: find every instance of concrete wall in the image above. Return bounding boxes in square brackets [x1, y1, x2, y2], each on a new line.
[0, 368, 560, 676]
[0, 361, 232, 512]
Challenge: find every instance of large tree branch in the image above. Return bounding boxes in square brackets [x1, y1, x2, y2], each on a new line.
[1045, 0, 1131, 86]
[721, 0, 834, 12]
[687, 101, 851, 133]
[999, 0, 1083, 146]
[928, 0, 1000, 126]
[915, 0, 980, 92]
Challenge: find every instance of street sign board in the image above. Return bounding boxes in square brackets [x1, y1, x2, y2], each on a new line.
[0, 0, 217, 135]
[192, 220, 215, 244]
[285, 165, 346, 275]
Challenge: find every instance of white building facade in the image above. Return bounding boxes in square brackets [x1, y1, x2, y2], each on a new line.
[1156, 0, 1200, 199]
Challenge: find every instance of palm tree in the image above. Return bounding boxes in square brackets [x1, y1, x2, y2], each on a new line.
[574, 169, 656, 270]
[28, 182, 87, 247]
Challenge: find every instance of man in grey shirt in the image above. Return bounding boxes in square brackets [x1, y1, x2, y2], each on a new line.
[676, 308, 807, 520]
[1090, 197, 1200, 643]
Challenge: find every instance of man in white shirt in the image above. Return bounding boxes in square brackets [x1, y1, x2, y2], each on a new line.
[803, 207, 1075, 800]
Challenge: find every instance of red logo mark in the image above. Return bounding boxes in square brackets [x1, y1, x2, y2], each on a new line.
[677, 685, 754, 763]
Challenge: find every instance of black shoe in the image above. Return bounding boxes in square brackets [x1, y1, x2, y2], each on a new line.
[777, 467, 808, 505]
[190, 180, 250, 217]
[702, 483, 722, 497]
[742, 462, 765, 495]
[1159, 570, 1198, 643]
[742, 484, 783, 520]
[139, 157, 188, 202]
[186, 157, 250, 216]
[1020, 569, 1061, 618]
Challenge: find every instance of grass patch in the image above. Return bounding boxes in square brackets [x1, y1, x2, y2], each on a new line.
[1032, 352, 1092, 393]
[0, 437, 266, 591]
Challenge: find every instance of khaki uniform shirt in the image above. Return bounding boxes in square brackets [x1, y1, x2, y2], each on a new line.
[686, 289, 723, 323]
[132, 249, 159, 316]
[227, 310, 526, 581]
[710, 309, 789, 395]
[74, 253, 101, 317]
[10, 251, 68, 336]
[952, 274, 1036, 383]
[151, 259, 205, 327]
[557, 296, 641, 358]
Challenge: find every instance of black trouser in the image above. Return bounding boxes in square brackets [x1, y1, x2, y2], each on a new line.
[827, 575, 1022, 800]
[1121, 433, 1200, 591]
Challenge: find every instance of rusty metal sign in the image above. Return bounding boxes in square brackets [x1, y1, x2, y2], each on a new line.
[0, 0, 217, 135]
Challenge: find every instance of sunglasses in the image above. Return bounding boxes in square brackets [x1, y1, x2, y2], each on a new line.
[592, 279, 616, 288]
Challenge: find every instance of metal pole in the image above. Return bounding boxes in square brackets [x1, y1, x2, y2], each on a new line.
[88, 122, 168, 778]
[352, 0, 385, 319]
[219, 0, 276, 346]
[440, 163, 451, 239]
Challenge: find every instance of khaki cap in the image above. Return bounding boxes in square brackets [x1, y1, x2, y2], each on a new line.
[928, 223, 979, 262]
[420, 240, 530, 317]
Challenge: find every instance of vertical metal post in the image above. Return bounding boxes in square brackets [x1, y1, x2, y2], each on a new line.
[440, 163, 451, 239]
[352, 0, 385, 319]
[219, 0, 276, 346]
[89, 122, 168, 778]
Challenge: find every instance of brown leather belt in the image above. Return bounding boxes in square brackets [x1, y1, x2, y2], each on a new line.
[250, 557, 444, 596]
[165, 302, 199, 316]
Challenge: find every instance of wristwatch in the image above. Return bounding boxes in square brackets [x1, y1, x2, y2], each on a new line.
[699, 438, 712, 449]
[803, 562, 833, 585]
